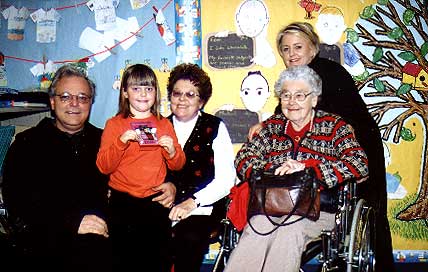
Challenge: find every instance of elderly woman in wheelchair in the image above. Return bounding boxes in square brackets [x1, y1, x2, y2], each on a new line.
[223, 65, 369, 272]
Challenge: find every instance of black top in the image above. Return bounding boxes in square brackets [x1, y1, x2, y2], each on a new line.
[2, 117, 109, 266]
[303, 56, 393, 270]
[309, 56, 387, 211]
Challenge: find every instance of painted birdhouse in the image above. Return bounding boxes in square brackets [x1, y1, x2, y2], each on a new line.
[402, 62, 428, 90]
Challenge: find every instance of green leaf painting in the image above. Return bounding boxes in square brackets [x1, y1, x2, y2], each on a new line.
[387, 27, 404, 40]
[353, 70, 369, 82]
[398, 51, 417, 62]
[396, 84, 412, 95]
[421, 42, 428, 57]
[403, 9, 415, 25]
[360, 5, 375, 19]
[373, 47, 384, 63]
[346, 28, 359, 43]
[374, 77, 385, 92]
[400, 127, 416, 141]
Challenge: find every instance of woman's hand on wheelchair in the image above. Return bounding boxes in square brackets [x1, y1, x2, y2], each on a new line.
[274, 159, 305, 176]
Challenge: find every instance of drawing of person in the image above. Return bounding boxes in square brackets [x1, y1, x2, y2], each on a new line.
[315, 6, 346, 64]
[215, 71, 271, 144]
[240, 71, 271, 120]
[235, 0, 276, 67]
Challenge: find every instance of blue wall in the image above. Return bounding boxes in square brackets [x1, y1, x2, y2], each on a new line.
[0, 0, 176, 128]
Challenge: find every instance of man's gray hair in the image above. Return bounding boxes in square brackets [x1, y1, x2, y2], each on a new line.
[49, 65, 96, 102]
[274, 65, 322, 97]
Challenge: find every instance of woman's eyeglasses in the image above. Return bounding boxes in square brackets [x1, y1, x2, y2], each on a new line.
[54, 92, 92, 104]
[280, 92, 312, 102]
[171, 91, 200, 99]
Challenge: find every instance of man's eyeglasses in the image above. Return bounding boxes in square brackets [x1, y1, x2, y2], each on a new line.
[280, 92, 313, 102]
[171, 91, 200, 99]
[129, 86, 155, 94]
[54, 92, 92, 104]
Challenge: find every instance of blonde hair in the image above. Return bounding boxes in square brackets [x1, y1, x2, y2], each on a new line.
[276, 22, 320, 56]
[319, 6, 344, 16]
[118, 64, 161, 119]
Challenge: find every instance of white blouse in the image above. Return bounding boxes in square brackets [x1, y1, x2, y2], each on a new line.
[172, 113, 236, 214]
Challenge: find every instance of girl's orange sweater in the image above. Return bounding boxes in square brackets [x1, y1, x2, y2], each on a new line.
[97, 114, 186, 198]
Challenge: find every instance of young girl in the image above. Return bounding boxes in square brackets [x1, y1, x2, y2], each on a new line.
[96, 64, 185, 272]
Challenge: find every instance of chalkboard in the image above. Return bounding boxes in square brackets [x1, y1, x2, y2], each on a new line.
[215, 109, 260, 144]
[319, 43, 343, 65]
[204, 33, 255, 70]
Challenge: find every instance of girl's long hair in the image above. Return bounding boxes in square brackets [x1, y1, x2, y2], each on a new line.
[117, 64, 161, 119]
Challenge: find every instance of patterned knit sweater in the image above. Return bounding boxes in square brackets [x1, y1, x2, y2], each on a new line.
[235, 110, 369, 189]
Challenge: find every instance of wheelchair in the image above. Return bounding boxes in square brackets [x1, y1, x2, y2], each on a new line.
[211, 180, 376, 272]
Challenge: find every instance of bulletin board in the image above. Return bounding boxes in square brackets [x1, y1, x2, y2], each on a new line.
[200, 0, 428, 265]
[0, 0, 176, 128]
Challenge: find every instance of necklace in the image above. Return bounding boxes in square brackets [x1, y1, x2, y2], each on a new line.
[284, 110, 315, 143]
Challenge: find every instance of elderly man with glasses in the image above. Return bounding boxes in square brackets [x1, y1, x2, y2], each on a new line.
[2, 65, 112, 272]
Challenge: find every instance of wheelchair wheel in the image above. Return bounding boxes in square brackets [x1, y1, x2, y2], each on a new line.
[347, 199, 375, 272]
[211, 218, 240, 272]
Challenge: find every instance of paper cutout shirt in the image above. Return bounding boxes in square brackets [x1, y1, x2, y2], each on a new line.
[104, 16, 139, 50]
[30, 8, 61, 43]
[129, 0, 150, 10]
[79, 27, 115, 63]
[87, 0, 120, 31]
[2, 6, 30, 41]
[30, 60, 57, 89]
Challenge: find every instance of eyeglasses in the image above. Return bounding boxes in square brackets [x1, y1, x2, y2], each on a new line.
[171, 91, 200, 99]
[129, 86, 155, 94]
[280, 92, 312, 102]
[54, 92, 92, 104]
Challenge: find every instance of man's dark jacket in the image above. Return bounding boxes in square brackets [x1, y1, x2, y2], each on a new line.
[2, 117, 110, 271]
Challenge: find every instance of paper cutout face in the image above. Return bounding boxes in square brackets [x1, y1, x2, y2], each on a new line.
[315, 13, 346, 45]
[240, 71, 269, 112]
[235, 0, 269, 38]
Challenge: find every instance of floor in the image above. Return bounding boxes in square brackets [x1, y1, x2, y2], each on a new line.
[201, 261, 428, 272]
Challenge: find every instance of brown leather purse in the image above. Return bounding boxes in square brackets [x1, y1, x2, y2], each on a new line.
[247, 168, 320, 235]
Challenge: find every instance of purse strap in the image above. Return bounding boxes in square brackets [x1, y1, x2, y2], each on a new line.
[247, 171, 319, 236]
[265, 179, 318, 227]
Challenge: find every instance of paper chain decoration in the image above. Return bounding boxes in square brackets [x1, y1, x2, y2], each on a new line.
[2, 0, 173, 65]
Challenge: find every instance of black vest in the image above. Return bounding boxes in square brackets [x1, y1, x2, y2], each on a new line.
[168, 112, 221, 203]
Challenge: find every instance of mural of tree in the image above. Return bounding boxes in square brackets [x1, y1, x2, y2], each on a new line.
[346, 0, 428, 221]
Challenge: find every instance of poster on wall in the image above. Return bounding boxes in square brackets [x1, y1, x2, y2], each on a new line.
[204, 33, 255, 70]
[346, 0, 428, 262]
[175, 0, 202, 66]
[200, 0, 428, 266]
